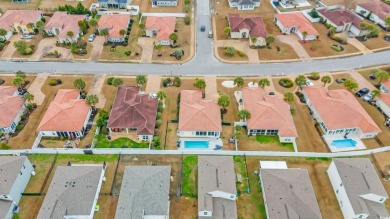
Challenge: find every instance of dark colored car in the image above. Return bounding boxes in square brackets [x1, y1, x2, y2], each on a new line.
[368, 75, 377, 80]
[355, 88, 369, 97]
[336, 78, 347, 84]
[200, 25, 205, 32]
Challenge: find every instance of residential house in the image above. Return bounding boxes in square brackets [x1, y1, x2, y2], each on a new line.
[227, 0, 260, 10]
[37, 163, 106, 219]
[241, 87, 298, 143]
[327, 158, 389, 218]
[151, 0, 178, 7]
[356, 0, 390, 29]
[274, 12, 319, 40]
[145, 16, 176, 46]
[198, 156, 237, 219]
[0, 86, 26, 134]
[380, 79, 390, 93]
[98, 0, 131, 9]
[177, 90, 222, 138]
[107, 86, 158, 142]
[260, 161, 322, 219]
[37, 89, 92, 138]
[377, 93, 390, 118]
[303, 85, 381, 139]
[44, 12, 86, 43]
[317, 8, 368, 36]
[97, 14, 130, 42]
[227, 14, 267, 46]
[0, 156, 34, 219]
[0, 10, 43, 41]
[115, 166, 171, 219]
[12, 0, 29, 2]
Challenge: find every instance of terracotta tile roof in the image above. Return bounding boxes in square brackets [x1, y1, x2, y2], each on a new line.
[98, 14, 129, 39]
[358, 0, 390, 20]
[45, 12, 85, 39]
[379, 93, 390, 106]
[0, 10, 42, 31]
[0, 86, 24, 128]
[317, 8, 363, 28]
[242, 87, 298, 137]
[228, 14, 267, 38]
[107, 86, 158, 135]
[303, 86, 381, 133]
[382, 79, 390, 90]
[275, 12, 319, 36]
[37, 89, 90, 132]
[178, 90, 222, 132]
[145, 16, 176, 41]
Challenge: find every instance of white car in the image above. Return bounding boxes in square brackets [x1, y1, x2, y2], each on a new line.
[149, 92, 157, 99]
[305, 79, 314, 86]
[88, 34, 96, 42]
[363, 93, 373, 101]
[21, 34, 32, 39]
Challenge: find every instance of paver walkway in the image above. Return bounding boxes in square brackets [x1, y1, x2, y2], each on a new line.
[89, 36, 105, 62]
[348, 38, 372, 54]
[145, 75, 161, 94]
[277, 35, 311, 61]
[215, 40, 260, 63]
[27, 73, 50, 105]
[348, 69, 377, 90]
[204, 76, 218, 101]
[138, 37, 154, 63]
[88, 74, 107, 109]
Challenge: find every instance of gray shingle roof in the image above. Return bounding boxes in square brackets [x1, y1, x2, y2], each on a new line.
[37, 164, 104, 219]
[260, 168, 322, 219]
[115, 166, 171, 219]
[333, 158, 390, 218]
[0, 156, 27, 219]
[198, 156, 237, 219]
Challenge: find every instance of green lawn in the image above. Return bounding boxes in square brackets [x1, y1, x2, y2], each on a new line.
[94, 135, 148, 148]
[56, 154, 118, 162]
[256, 135, 294, 151]
[233, 156, 249, 194]
[182, 155, 198, 197]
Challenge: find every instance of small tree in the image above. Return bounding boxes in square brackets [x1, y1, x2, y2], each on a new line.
[359, 22, 368, 30]
[136, 75, 147, 87]
[119, 29, 127, 38]
[13, 77, 25, 90]
[385, 16, 390, 30]
[13, 40, 28, 55]
[234, 76, 245, 87]
[154, 43, 162, 55]
[224, 46, 235, 56]
[195, 78, 206, 90]
[100, 28, 109, 41]
[284, 92, 294, 103]
[321, 76, 332, 86]
[343, 79, 358, 91]
[35, 21, 44, 34]
[310, 72, 320, 80]
[66, 31, 74, 39]
[78, 20, 88, 34]
[218, 94, 230, 113]
[184, 16, 191, 25]
[24, 93, 34, 104]
[73, 78, 86, 92]
[111, 78, 123, 87]
[0, 28, 7, 40]
[88, 19, 97, 27]
[328, 26, 337, 36]
[251, 37, 257, 45]
[183, 4, 191, 12]
[224, 27, 231, 38]
[374, 70, 389, 85]
[86, 94, 99, 108]
[238, 109, 251, 121]
[295, 75, 307, 90]
[258, 78, 270, 88]
[174, 76, 181, 87]
[169, 33, 178, 41]
[265, 35, 275, 46]
[157, 90, 167, 108]
[15, 71, 26, 79]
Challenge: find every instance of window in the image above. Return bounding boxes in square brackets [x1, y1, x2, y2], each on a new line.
[143, 136, 149, 140]
[23, 165, 25, 169]
[340, 183, 343, 187]
[20, 171, 22, 175]
[359, 215, 363, 218]
[380, 198, 384, 202]
[266, 130, 278, 135]
[336, 189, 339, 194]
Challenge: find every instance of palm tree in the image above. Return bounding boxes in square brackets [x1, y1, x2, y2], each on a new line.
[35, 21, 44, 35]
[157, 90, 167, 108]
[86, 94, 99, 109]
[119, 29, 127, 38]
[295, 75, 307, 90]
[371, 90, 380, 101]
[328, 26, 337, 36]
[265, 35, 275, 46]
[284, 92, 294, 102]
[224, 27, 231, 38]
[169, 33, 178, 42]
[302, 31, 308, 41]
[89, 19, 97, 27]
[374, 70, 389, 86]
[0, 28, 7, 41]
[66, 31, 74, 39]
[218, 94, 230, 114]
[194, 78, 206, 90]
[321, 76, 332, 86]
[73, 78, 86, 92]
[234, 76, 245, 88]
[111, 78, 123, 87]
[100, 28, 109, 41]
[359, 22, 368, 30]
[258, 78, 270, 88]
[251, 37, 257, 45]
[136, 75, 147, 87]
[238, 109, 251, 121]
[13, 77, 25, 90]
[154, 43, 162, 55]
[24, 93, 34, 104]
[343, 79, 358, 91]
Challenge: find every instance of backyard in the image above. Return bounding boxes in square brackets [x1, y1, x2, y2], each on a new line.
[94, 135, 149, 148]
[182, 155, 198, 198]
[238, 133, 295, 151]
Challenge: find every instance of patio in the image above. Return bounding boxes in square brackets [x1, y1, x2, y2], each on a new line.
[178, 137, 223, 150]
[323, 133, 366, 152]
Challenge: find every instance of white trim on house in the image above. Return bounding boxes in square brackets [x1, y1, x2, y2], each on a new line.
[355, 5, 387, 29]
[227, 0, 260, 10]
[376, 98, 390, 118]
[274, 16, 317, 41]
[151, 0, 177, 7]
[177, 130, 221, 138]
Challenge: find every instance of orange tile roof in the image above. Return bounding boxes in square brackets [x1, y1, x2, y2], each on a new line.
[37, 89, 90, 132]
[274, 12, 319, 36]
[145, 16, 176, 41]
[379, 93, 390, 106]
[179, 90, 222, 132]
[242, 87, 298, 137]
[303, 86, 381, 133]
[0, 10, 42, 31]
[98, 14, 129, 39]
[45, 12, 85, 39]
[382, 80, 390, 90]
[0, 86, 24, 127]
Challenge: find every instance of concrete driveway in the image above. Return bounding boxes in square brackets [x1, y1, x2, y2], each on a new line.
[277, 35, 311, 61]
[89, 36, 105, 62]
[348, 38, 371, 54]
[27, 73, 50, 105]
[1, 34, 20, 60]
[138, 37, 155, 63]
[88, 74, 107, 109]
[145, 75, 161, 94]
[30, 38, 73, 61]
[205, 76, 218, 101]
[347, 69, 377, 91]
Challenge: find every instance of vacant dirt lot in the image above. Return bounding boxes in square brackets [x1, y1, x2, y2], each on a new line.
[39, 0, 96, 10]
[0, 0, 40, 11]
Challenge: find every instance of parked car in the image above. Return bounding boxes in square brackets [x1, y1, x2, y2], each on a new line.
[149, 92, 157, 99]
[200, 25, 205, 32]
[363, 92, 373, 101]
[368, 75, 377, 80]
[208, 31, 213, 38]
[88, 34, 96, 42]
[21, 34, 32, 39]
[336, 78, 346, 84]
[355, 88, 369, 97]
[305, 79, 313, 86]
[347, 31, 353, 38]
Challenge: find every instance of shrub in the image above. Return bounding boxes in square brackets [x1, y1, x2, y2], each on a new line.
[237, 50, 245, 57]
[57, 79, 62, 84]
[41, 17, 46, 22]
[15, 124, 24, 131]
[24, 47, 33, 55]
[184, 0, 191, 4]
[124, 50, 131, 56]
[279, 78, 293, 88]
[20, 115, 26, 121]
[224, 46, 235, 57]
[60, 136, 65, 141]
[330, 45, 342, 52]
[174, 76, 181, 87]
[158, 103, 164, 112]
[162, 79, 168, 87]
[49, 79, 58, 86]
[155, 119, 162, 127]
[107, 77, 114, 85]
[31, 103, 37, 108]
[156, 112, 162, 119]
[184, 16, 191, 25]
[276, 46, 281, 52]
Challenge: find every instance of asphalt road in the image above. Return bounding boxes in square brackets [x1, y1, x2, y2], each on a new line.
[0, 2, 389, 76]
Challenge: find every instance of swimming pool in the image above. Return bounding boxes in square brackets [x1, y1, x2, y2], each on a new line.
[184, 140, 209, 149]
[331, 139, 357, 148]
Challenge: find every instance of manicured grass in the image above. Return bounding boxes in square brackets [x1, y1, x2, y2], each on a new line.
[234, 156, 249, 194]
[256, 135, 294, 151]
[57, 154, 118, 162]
[182, 156, 198, 197]
[95, 135, 148, 148]
[305, 157, 331, 161]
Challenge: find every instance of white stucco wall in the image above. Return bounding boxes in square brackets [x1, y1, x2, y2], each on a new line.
[177, 131, 221, 138]
[356, 5, 386, 28]
[376, 99, 390, 117]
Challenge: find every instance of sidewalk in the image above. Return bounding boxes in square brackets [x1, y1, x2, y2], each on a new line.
[88, 74, 107, 109]
[27, 73, 50, 105]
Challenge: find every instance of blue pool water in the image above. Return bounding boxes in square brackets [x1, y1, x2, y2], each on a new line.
[331, 139, 357, 148]
[184, 141, 209, 149]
